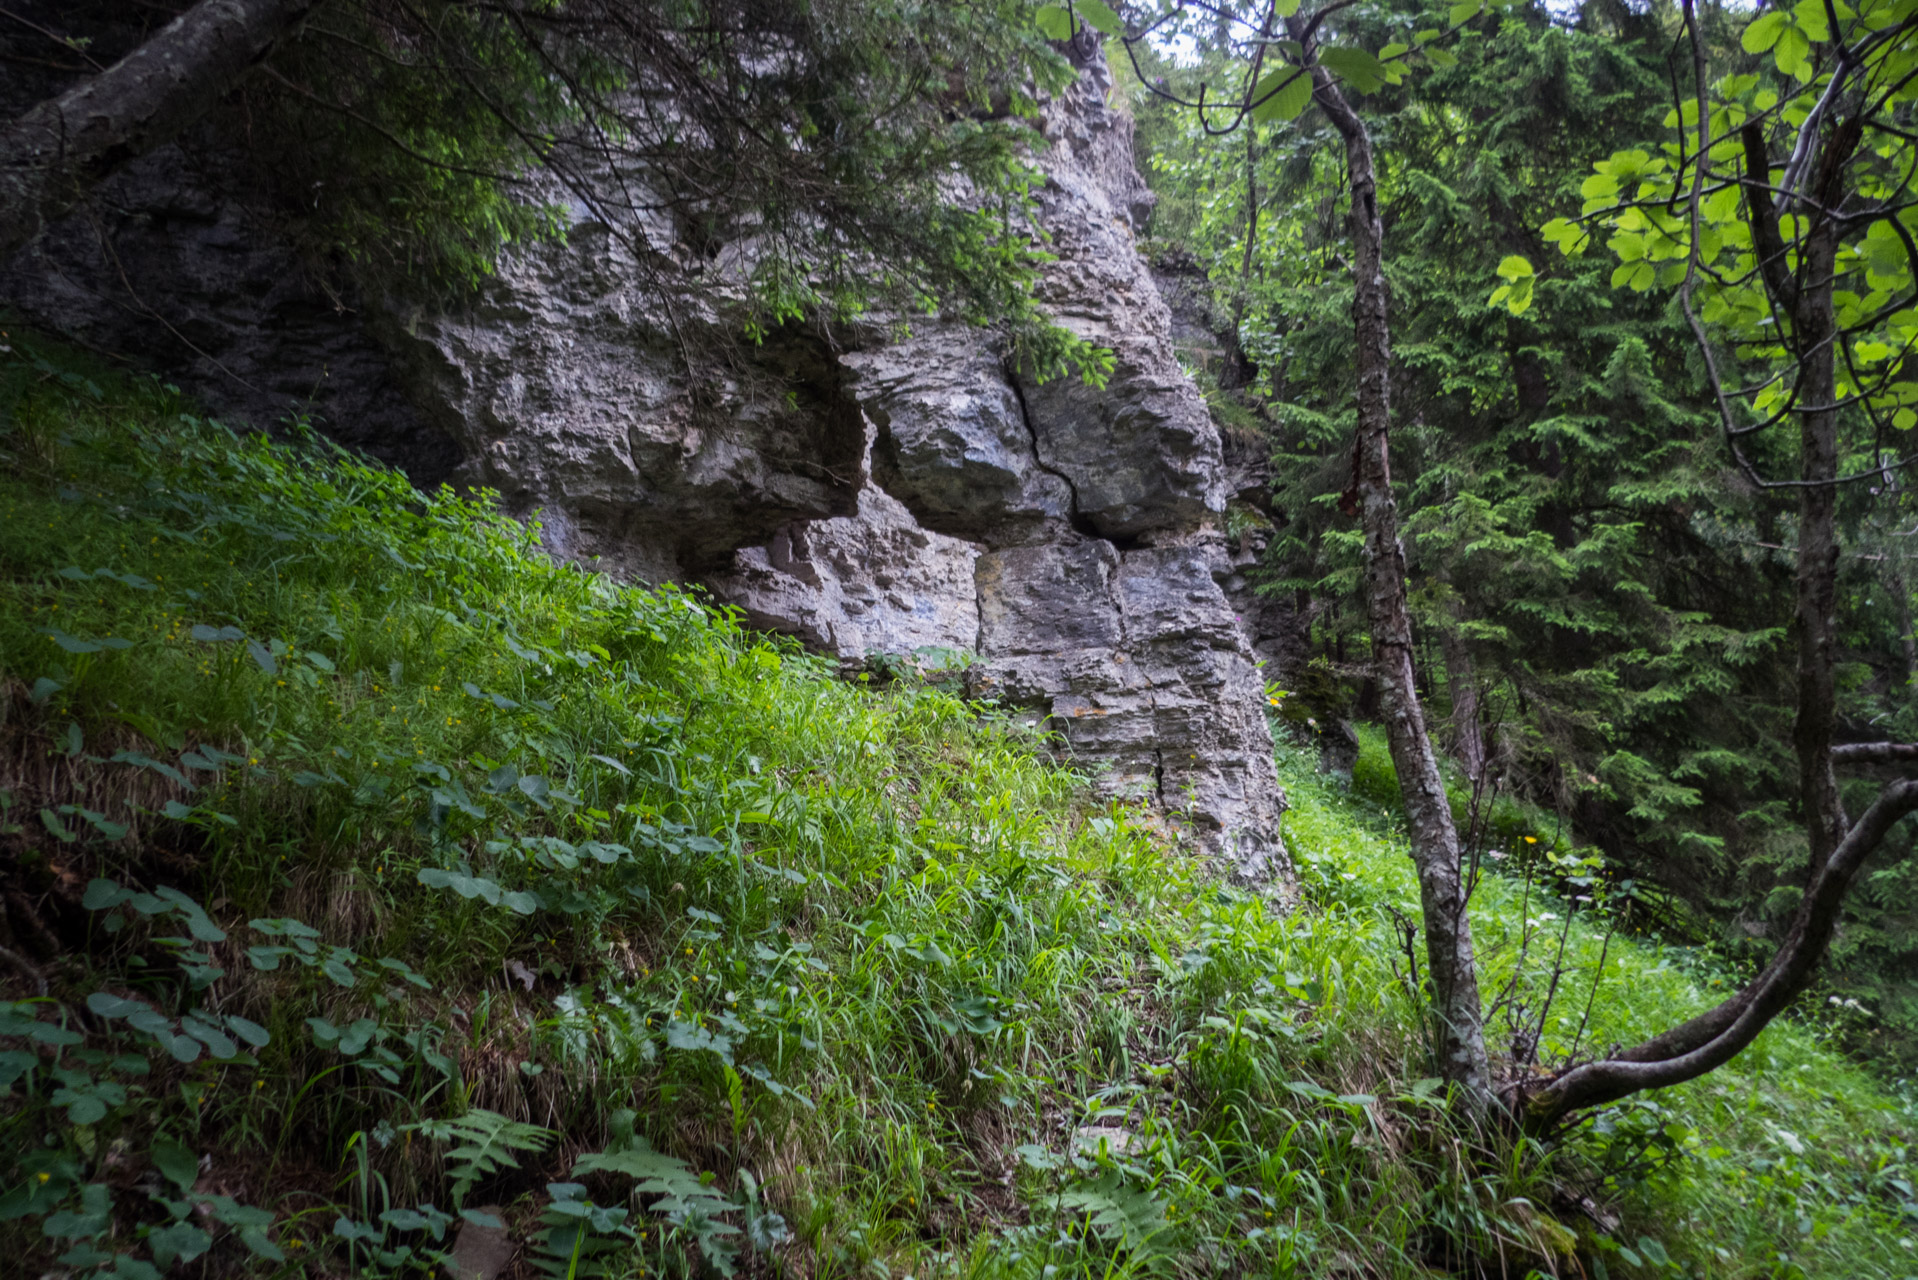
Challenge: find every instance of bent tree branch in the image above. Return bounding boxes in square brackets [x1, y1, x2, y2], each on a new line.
[1522, 779, 1918, 1122]
[0, 0, 320, 259]
[1520, 0, 1917, 1132]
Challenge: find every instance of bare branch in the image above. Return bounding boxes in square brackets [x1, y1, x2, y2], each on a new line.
[1833, 741, 1918, 763]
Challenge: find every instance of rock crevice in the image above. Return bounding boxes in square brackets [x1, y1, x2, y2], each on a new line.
[1, 41, 1293, 889]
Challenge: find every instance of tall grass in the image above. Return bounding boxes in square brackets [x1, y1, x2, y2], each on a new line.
[0, 332, 1912, 1279]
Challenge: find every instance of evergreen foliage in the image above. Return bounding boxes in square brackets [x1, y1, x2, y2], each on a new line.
[1126, 0, 1918, 1066]
[221, 0, 1110, 378]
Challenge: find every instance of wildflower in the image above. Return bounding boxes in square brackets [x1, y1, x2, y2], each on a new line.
[36, 1172, 50, 1183]
[1523, 836, 1537, 844]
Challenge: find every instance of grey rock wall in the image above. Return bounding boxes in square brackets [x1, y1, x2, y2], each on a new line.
[0, 41, 1292, 890]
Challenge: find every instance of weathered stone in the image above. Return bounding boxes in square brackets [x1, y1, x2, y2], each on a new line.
[847, 333, 1072, 541]
[0, 36, 1294, 892]
[374, 223, 869, 582]
[0, 153, 460, 484]
[709, 478, 981, 661]
[442, 1206, 514, 1280]
[970, 529, 1288, 881]
[1010, 54, 1224, 539]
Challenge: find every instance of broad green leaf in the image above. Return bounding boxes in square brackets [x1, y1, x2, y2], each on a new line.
[321, 954, 357, 986]
[152, 1138, 199, 1194]
[1035, 4, 1072, 39]
[1793, 0, 1831, 41]
[1774, 26, 1812, 78]
[1581, 174, 1620, 201]
[1742, 10, 1788, 51]
[1251, 68, 1312, 122]
[154, 886, 225, 942]
[225, 1015, 271, 1047]
[44, 1184, 113, 1238]
[1075, 0, 1123, 36]
[41, 629, 131, 654]
[0, 1049, 36, 1088]
[1488, 275, 1535, 315]
[179, 1014, 238, 1059]
[1319, 46, 1387, 94]
[148, 1223, 212, 1268]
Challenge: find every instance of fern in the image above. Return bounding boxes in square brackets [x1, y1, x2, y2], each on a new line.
[410, 1108, 555, 1207]
[572, 1111, 743, 1276]
[1057, 1171, 1176, 1255]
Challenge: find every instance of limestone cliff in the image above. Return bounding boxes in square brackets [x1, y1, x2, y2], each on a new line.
[0, 42, 1293, 889]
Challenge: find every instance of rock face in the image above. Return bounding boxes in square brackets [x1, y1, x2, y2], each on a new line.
[0, 162, 462, 486]
[707, 475, 982, 661]
[0, 41, 1292, 888]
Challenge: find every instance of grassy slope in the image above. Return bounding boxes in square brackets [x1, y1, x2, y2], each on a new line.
[0, 335, 1913, 1280]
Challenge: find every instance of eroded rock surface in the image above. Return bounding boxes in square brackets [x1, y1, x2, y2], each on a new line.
[1, 40, 1292, 889]
[708, 479, 981, 661]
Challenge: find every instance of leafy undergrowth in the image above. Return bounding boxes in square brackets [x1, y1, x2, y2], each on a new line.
[0, 335, 1914, 1280]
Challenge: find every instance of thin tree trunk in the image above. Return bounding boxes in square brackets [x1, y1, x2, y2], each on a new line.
[1294, 26, 1492, 1101]
[1227, 124, 1259, 385]
[1524, 776, 1918, 1122]
[1519, 55, 1917, 1127]
[1440, 614, 1485, 787]
[0, 0, 319, 259]
[1792, 224, 1848, 871]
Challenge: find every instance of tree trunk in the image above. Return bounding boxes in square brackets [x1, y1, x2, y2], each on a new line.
[1522, 776, 1918, 1123]
[1792, 224, 1848, 871]
[1518, 59, 1918, 1128]
[0, 0, 319, 259]
[1295, 29, 1492, 1101]
[1440, 609, 1486, 787]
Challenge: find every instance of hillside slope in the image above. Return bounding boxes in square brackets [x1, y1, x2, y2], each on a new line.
[1, 335, 1914, 1279]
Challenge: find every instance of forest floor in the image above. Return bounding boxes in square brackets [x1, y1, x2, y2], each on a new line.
[1, 331, 1915, 1279]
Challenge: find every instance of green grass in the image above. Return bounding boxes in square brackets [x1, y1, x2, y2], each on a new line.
[1292, 738, 1918, 1278]
[0, 332, 1913, 1280]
